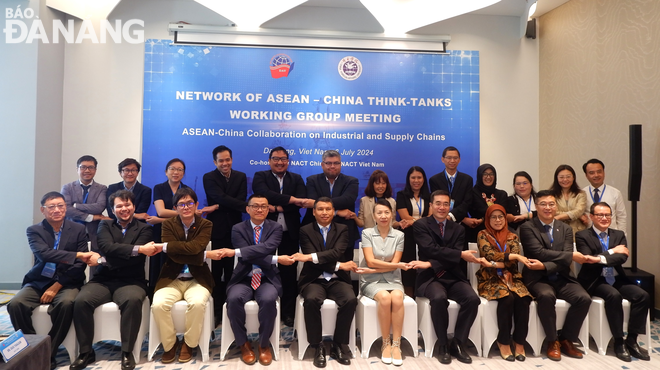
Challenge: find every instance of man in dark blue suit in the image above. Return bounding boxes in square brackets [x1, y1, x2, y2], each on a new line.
[252, 146, 309, 327]
[208, 194, 289, 366]
[106, 158, 152, 222]
[8, 192, 96, 369]
[302, 150, 359, 263]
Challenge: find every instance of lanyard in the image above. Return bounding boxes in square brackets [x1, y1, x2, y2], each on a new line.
[589, 185, 606, 202]
[493, 239, 504, 276]
[415, 197, 423, 217]
[444, 171, 454, 195]
[53, 229, 62, 250]
[521, 195, 532, 213]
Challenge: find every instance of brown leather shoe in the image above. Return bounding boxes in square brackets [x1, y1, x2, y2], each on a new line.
[259, 346, 273, 366]
[178, 340, 194, 363]
[240, 341, 257, 365]
[546, 340, 561, 361]
[161, 339, 179, 364]
[559, 339, 583, 359]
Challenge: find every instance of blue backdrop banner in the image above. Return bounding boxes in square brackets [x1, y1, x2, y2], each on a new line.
[142, 39, 480, 211]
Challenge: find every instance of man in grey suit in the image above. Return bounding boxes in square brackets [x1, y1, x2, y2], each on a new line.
[8, 191, 96, 369]
[519, 190, 597, 361]
[208, 194, 288, 366]
[61, 155, 112, 252]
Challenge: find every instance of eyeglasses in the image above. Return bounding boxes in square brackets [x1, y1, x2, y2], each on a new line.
[443, 156, 459, 161]
[483, 172, 495, 178]
[323, 161, 341, 166]
[271, 157, 288, 163]
[558, 175, 573, 180]
[515, 181, 530, 186]
[592, 213, 612, 219]
[249, 205, 268, 211]
[121, 169, 139, 174]
[176, 201, 195, 209]
[537, 202, 557, 208]
[489, 215, 505, 221]
[168, 167, 184, 173]
[44, 204, 65, 211]
[78, 165, 96, 171]
[433, 202, 450, 207]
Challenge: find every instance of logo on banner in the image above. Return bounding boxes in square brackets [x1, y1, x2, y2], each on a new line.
[338, 56, 362, 81]
[270, 54, 294, 78]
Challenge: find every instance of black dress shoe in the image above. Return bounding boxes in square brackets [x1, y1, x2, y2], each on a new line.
[330, 342, 351, 365]
[614, 343, 631, 362]
[121, 351, 136, 370]
[283, 316, 295, 327]
[450, 339, 472, 364]
[69, 350, 96, 370]
[625, 340, 650, 361]
[313, 345, 327, 368]
[50, 357, 57, 370]
[437, 343, 451, 364]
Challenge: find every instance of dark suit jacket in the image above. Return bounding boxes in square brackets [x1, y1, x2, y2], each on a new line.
[303, 173, 359, 244]
[298, 222, 351, 293]
[252, 170, 306, 238]
[106, 181, 152, 221]
[155, 214, 214, 293]
[203, 169, 247, 244]
[413, 216, 466, 297]
[23, 220, 88, 291]
[94, 218, 153, 290]
[61, 180, 108, 250]
[228, 219, 284, 296]
[576, 227, 629, 291]
[429, 171, 474, 222]
[519, 218, 575, 285]
[505, 194, 537, 230]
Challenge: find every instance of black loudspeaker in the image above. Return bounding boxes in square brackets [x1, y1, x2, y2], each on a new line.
[525, 18, 536, 39]
[628, 125, 642, 201]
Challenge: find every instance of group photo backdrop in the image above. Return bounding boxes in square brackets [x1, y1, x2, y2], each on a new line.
[142, 39, 480, 212]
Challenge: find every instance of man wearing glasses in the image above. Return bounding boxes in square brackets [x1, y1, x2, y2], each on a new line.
[210, 194, 287, 365]
[519, 190, 596, 361]
[151, 188, 213, 364]
[302, 150, 359, 263]
[429, 146, 474, 227]
[8, 192, 95, 369]
[576, 202, 650, 361]
[61, 155, 111, 252]
[106, 158, 152, 222]
[252, 146, 308, 327]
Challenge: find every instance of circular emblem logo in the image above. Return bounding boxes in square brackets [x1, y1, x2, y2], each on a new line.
[338, 56, 362, 81]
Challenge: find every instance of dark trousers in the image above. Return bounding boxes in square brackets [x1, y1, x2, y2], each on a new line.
[301, 279, 357, 345]
[495, 294, 531, 344]
[73, 281, 147, 353]
[278, 231, 298, 320]
[211, 237, 234, 319]
[226, 277, 279, 348]
[590, 277, 650, 338]
[527, 276, 591, 342]
[423, 279, 480, 346]
[8, 286, 78, 359]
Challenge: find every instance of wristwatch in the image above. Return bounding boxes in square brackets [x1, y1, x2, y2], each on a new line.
[97, 257, 103, 265]
[490, 261, 497, 268]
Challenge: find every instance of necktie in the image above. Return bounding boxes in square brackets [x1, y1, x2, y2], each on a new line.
[544, 224, 554, 245]
[321, 227, 332, 280]
[435, 222, 445, 278]
[599, 232, 615, 285]
[251, 226, 262, 290]
[593, 188, 600, 203]
[81, 184, 91, 204]
[450, 176, 454, 186]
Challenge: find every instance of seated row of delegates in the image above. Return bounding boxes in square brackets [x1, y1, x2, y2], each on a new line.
[550, 164, 588, 237]
[505, 171, 537, 230]
[356, 199, 408, 365]
[396, 166, 431, 297]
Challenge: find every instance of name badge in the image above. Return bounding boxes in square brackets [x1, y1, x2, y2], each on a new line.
[41, 262, 56, 278]
[0, 330, 29, 362]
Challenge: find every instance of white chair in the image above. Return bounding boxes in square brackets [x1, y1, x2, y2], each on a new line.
[147, 242, 215, 362]
[589, 297, 652, 355]
[294, 256, 356, 360]
[91, 299, 151, 362]
[33, 305, 78, 362]
[466, 242, 541, 356]
[415, 244, 483, 358]
[219, 255, 281, 361]
[355, 246, 418, 358]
